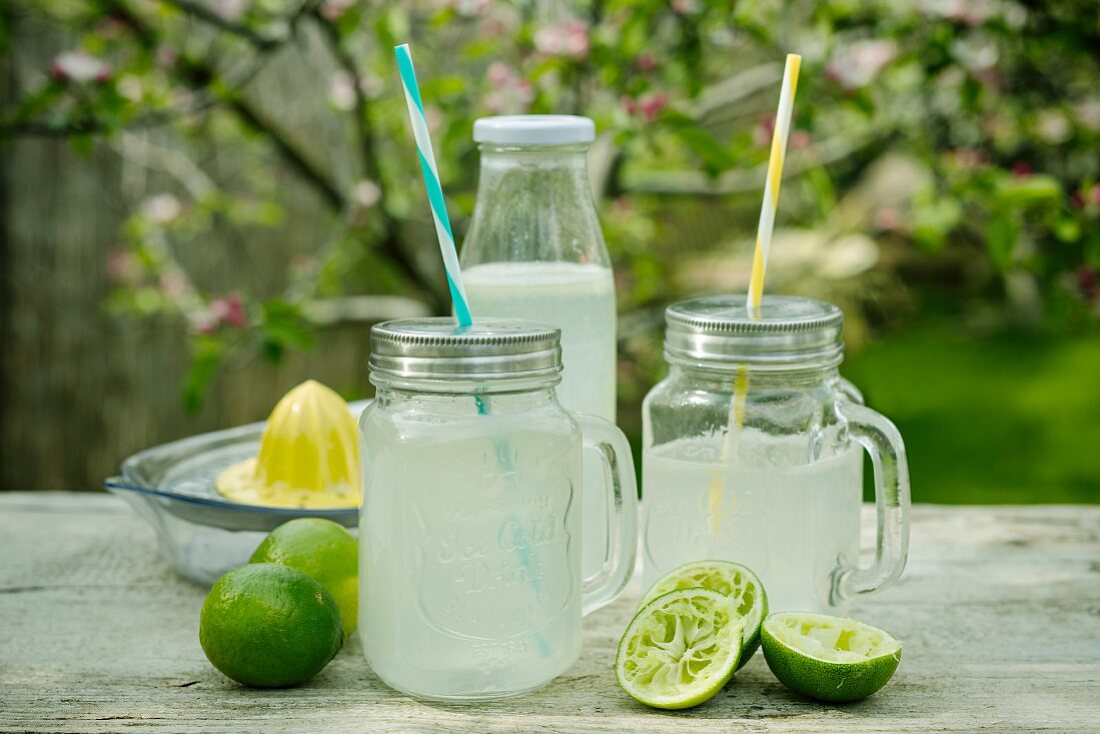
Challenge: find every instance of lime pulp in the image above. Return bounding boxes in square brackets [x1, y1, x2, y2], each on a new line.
[616, 587, 745, 709]
[642, 560, 767, 670]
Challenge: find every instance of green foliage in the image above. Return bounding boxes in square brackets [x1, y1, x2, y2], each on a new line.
[259, 300, 313, 363]
[183, 335, 223, 414]
[3, 0, 1098, 404]
[845, 321, 1100, 504]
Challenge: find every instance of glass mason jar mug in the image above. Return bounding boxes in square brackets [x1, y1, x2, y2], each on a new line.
[641, 296, 910, 613]
[359, 318, 637, 701]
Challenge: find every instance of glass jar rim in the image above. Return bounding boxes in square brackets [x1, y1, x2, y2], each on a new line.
[663, 294, 845, 371]
[369, 317, 563, 383]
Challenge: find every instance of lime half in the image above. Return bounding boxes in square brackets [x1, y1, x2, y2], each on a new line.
[642, 560, 767, 670]
[616, 588, 745, 709]
[761, 612, 902, 703]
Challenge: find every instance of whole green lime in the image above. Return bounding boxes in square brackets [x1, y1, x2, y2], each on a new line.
[199, 563, 343, 688]
[250, 518, 359, 636]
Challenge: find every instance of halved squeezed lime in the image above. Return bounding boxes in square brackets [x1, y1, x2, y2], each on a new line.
[616, 588, 745, 709]
[642, 560, 767, 670]
[761, 612, 902, 703]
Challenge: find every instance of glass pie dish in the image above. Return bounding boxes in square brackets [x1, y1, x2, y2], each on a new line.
[104, 401, 368, 585]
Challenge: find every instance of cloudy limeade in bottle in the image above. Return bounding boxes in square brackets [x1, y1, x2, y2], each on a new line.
[460, 115, 616, 422]
[464, 262, 615, 420]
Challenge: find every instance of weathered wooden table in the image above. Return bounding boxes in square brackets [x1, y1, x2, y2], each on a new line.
[1, 492, 1097, 732]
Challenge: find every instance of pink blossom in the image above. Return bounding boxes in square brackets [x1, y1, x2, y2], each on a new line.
[171, 91, 196, 113]
[612, 197, 635, 216]
[210, 294, 247, 329]
[671, 0, 700, 15]
[754, 114, 775, 147]
[972, 68, 1001, 90]
[487, 62, 513, 87]
[950, 148, 990, 169]
[621, 93, 668, 123]
[636, 52, 658, 72]
[757, 118, 809, 148]
[484, 81, 533, 114]
[1078, 183, 1100, 209]
[1078, 266, 1098, 303]
[534, 19, 589, 61]
[320, 0, 353, 21]
[873, 208, 902, 232]
[444, 0, 490, 17]
[216, 0, 248, 22]
[638, 92, 667, 123]
[480, 18, 507, 38]
[825, 40, 897, 91]
[1077, 184, 1100, 208]
[918, 0, 993, 26]
[50, 51, 112, 84]
[155, 45, 179, 70]
[484, 65, 534, 114]
[94, 16, 128, 40]
[159, 269, 187, 299]
[1011, 161, 1032, 179]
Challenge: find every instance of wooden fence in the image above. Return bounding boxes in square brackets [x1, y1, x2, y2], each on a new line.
[0, 14, 426, 491]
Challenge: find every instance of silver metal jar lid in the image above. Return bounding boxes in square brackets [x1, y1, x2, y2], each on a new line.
[664, 295, 844, 370]
[369, 317, 562, 381]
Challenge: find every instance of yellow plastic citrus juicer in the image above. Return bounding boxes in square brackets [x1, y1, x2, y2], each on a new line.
[216, 380, 360, 509]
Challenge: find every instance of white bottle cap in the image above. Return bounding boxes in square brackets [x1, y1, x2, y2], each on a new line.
[473, 115, 595, 146]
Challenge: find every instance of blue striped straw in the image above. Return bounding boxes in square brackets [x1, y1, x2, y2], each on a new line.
[394, 43, 473, 327]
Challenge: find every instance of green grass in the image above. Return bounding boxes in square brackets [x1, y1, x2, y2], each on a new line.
[843, 323, 1100, 504]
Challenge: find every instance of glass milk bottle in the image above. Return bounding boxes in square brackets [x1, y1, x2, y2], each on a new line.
[359, 318, 637, 701]
[641, 295, 910, 614]
[461, 115, 616, 422]
[461, 115, 617, 582]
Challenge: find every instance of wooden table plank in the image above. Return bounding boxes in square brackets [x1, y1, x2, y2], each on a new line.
[1, 492, 1098, 733]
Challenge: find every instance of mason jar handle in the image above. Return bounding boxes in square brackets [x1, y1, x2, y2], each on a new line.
[575, 413, 638, 617]
[835, 376, 865, 405]
[833, 403, 911, 603]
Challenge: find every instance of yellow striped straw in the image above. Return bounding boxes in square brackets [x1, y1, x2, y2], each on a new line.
[708, 54, 802, 537]
[748, 53, 801, 312]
